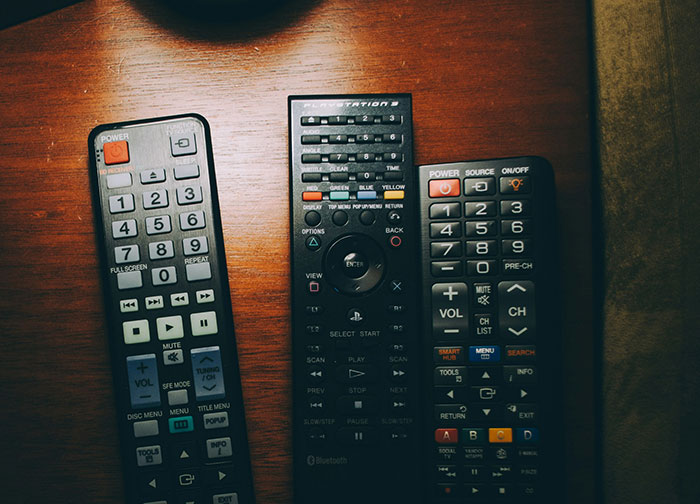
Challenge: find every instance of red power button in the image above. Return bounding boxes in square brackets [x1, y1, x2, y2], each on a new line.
[429, 178, 460, 197]
[103, 140, 130, 165]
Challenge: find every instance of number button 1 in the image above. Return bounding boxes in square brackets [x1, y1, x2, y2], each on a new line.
[180, 211, 206, 231]
[429, 202, 461, 219]
[108, 194, 135, 214]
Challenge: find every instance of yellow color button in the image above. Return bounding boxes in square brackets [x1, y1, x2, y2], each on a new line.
[488, 428, 513, 443]
[384, 190, 405, 200]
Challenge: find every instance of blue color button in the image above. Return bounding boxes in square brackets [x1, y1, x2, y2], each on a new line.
[516, 427, 539, 443]
[191, 346, 226, 400]
[126, 354, 161, 409]
[357, 190, 377, 200]
[329, 191, 350, 201]
[469, 345, 501, 363]
[168, 416, 194, 434]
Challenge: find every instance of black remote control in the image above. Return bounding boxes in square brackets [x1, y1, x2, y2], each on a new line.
[288, 95, 422, 503]
[418, 157, 563, 502]
[88, 114, 255, 504]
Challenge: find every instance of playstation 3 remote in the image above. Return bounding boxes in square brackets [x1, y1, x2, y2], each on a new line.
[289, 95, 422, 503]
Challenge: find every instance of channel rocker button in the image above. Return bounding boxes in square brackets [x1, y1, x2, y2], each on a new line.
[429, 179, 460, 198]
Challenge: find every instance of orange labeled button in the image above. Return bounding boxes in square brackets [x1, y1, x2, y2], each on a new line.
[435, 428, 459, 444]
[429, 179, 460, 198]
[302, 192, 323, 201]
[489, 428, 513, 443]
[434, 346, 464, 363]
[384, 190, 405, 200]
[103, 140, 130, 165]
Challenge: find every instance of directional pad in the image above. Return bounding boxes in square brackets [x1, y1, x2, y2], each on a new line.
[324, 234, 385, 295]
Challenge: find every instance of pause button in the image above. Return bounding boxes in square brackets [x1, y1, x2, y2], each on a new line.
[191, 311, 218, 336]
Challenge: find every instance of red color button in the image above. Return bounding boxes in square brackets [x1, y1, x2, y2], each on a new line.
[435, 428, 458, 444]
[429, 179, 460, 198]
[103, 140, 130, 165]
[303, 192, 323, 201]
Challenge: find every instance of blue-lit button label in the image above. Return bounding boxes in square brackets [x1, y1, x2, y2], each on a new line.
[169, 416, 194, 434]
[469, 345, 501, 363]
[516, 427, 539, 443]
[357, 190, 377, 200]
[191, 346, 226, 400]
[126, 354, 161, 409]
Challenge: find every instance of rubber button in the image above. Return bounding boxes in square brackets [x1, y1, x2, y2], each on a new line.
[304, 211, 321, 226]
[341, 252, 369, 278]
[332, 210, 348, 226]
[302, 191, 323, 201]
[305, 235, 322, 251]
[359, 210, 375, 225]
[103, 140, 129, 165]
[429, 178, 460, 197]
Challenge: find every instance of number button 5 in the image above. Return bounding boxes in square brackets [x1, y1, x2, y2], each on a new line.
[145, 215, 172, 235]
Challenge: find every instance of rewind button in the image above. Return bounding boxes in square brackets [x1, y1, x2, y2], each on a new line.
[170, 292, 190, 307]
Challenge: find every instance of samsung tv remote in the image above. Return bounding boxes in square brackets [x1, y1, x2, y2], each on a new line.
[88, 114, 255, 504]
[288, 95, 422, 503]
[418, 156, 563, 502]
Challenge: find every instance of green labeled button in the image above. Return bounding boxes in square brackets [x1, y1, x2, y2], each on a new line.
[169, 416, 194, 434]
[329, 191, 349, 201]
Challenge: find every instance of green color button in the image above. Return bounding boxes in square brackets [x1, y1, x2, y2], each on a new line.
[329, 191, 350, 201]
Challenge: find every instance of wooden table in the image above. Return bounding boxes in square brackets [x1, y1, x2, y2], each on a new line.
[0, 0, 594, 502]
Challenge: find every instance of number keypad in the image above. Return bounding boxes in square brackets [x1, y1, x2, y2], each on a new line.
[90, 115, 254, 504]
[419, 157, 562, 502]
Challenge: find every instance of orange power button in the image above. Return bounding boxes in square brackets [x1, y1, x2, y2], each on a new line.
[104, 140, 130, 165]
[429, 178, 460, 198]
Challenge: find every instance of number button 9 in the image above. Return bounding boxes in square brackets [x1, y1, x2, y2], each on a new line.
[183, 236, 209, 256]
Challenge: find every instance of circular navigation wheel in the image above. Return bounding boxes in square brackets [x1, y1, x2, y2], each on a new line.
[324, 234, 386, 295]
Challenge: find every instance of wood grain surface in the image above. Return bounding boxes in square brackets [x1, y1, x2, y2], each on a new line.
[0, 0, 593, 502]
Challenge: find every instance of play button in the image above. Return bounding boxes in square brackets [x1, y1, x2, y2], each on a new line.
[156, 315, 184, 340]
